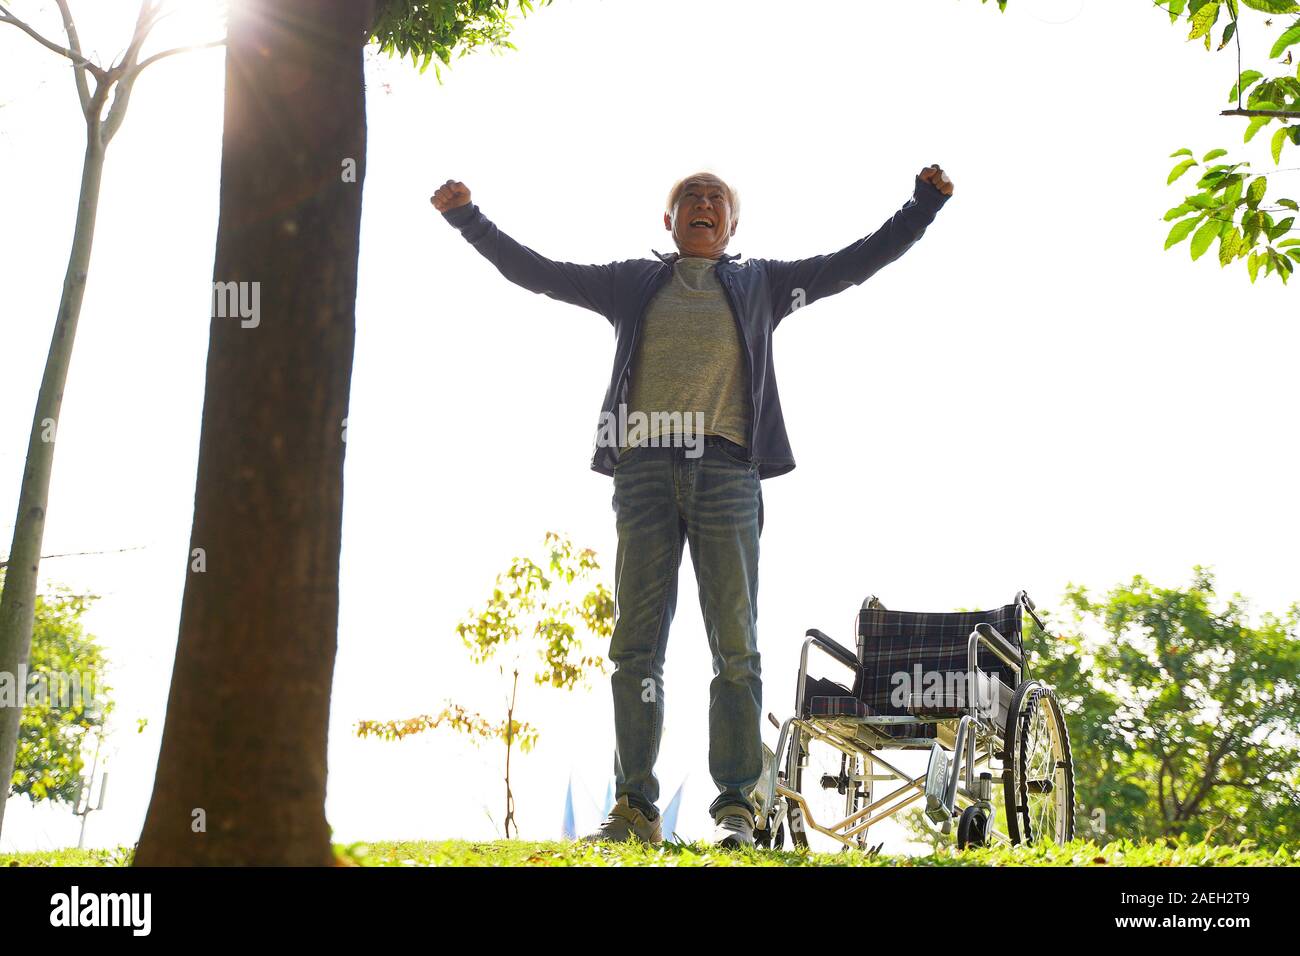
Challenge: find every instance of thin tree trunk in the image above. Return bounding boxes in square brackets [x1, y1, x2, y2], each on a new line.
[135, 0, 373, 865]
[0, 127, 105, 839]
[505, 669, 518, 839]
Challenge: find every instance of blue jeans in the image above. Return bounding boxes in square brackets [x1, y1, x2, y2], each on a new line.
[608, 435, 764, 823]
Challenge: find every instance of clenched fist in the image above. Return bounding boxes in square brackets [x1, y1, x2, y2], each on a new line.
[918, 164, 954, 197]
[431, 179, 471, 212]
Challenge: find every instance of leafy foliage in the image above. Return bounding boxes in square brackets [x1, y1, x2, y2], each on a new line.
[983, 1, 1300, 283]
[1154, 2, 1300, 282]
[901, 571, 1298, 850]
[2, 574, 111, 804]
[1032, 568, 1299, 848]
[369, 0, 552, 79]
[355, 530, 612, 750]
[355, 532, 613, 836]
[1164, 147, 1300, 283]
[356, 700, 540, 751]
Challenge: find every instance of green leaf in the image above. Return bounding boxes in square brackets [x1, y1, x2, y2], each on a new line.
[1190, 218, 1222, 259]
[1202, 148, 1230, 161]
[1245, 116, 1273, 142]
[1247, 175, 1268, 206]
[1269, 216, 1295, 240]
[1239, 1, 1300, 14]
[1224, 176, 1244, 205]
[1272, 125, 1292, 164]
[1165, 217, 1202, 249]
[1248, 250, 1262, 282]
[1218, 226, 1243, 266]
[1189, 2, 1220, 42]
[1229, 70, 1263, 101]
[1271, 21, 1300, 58]
[1198, 169, 1229, 189]
[1268, 248, 1289, 282]
[1168, 158, 1198, 184]
[1218, 20, 1237, 49]
[1169, 147, 1195, 158]
[1243, 209, 1262, 245]
[1279, 198, 1300, 210]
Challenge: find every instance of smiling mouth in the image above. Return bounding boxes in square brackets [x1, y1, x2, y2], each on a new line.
[689, 217, 715, 229]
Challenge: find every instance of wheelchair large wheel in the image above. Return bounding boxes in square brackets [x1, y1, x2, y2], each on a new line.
[786, 729, 870, 850]
[787, 730, 811, 849]
[1002, 681, 1075, 845]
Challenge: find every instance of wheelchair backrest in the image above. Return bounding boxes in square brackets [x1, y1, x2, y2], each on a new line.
[853, 603, 1024, 718]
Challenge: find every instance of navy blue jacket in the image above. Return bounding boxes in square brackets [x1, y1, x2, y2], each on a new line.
[442, 174, 951, 479]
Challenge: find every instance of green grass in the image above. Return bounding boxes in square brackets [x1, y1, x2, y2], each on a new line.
[1, 846, 135, 867]
[3, 839, 1294, 867]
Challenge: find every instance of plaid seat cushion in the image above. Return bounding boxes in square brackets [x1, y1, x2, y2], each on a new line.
[854, 603, 1023, 724]
[808, 696, 869, 717]
[801, 675, 934, 740]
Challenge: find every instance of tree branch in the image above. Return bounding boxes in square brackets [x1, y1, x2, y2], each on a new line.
[1220, 108, 1300, 119]
[98, 0, 155, 146]
[117, 0, 155, 71]
[128, 38, 226, 79]
[52, 0, 90, 114]
[99, 1, 225, 146]
[1179, 731, 1239, 821]
[0, 0, 107, 81]
[0, 545, 144, 571]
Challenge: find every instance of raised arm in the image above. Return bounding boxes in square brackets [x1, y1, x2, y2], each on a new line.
[433, 180, 619, 322]
[763, 167, 953, 327]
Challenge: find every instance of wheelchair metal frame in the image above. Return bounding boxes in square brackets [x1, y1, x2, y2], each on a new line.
[755, 591, 1045, 849]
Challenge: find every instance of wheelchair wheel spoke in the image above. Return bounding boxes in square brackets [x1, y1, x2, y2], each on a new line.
[1003, 683, 1075, 846]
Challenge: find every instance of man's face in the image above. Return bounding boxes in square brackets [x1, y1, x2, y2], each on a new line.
[664, 176, 737, 259]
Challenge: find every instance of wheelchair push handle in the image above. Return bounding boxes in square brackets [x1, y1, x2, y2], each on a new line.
[1015, 590, 1048, 634]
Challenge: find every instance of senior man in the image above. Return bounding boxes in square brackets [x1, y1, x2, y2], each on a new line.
[432, 165, 953, 847]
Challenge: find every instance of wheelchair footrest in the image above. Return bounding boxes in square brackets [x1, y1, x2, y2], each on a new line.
[924, 742, 953, 826]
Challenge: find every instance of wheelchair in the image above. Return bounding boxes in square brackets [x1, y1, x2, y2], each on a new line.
[753, 591, 1075, 850]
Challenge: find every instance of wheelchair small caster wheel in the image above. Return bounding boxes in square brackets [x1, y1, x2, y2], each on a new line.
[956, 805, 990, 849]
[753, 812, 785, 850]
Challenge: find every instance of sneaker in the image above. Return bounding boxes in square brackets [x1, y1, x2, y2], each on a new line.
[712, 807, 755, 849]
[578, 796, 663, 844]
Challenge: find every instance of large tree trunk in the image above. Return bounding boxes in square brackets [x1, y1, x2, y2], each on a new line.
[0, 127, 106, 841]
[135, 0, 373, 865]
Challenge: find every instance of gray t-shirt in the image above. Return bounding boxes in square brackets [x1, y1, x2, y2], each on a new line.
[620, 256, 751, 455]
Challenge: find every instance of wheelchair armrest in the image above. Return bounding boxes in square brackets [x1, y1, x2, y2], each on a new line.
[805, 629, 858, 670]
[974, 622, 1022, 668]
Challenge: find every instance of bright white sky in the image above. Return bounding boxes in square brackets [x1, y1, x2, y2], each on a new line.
[2, 0, 1297, 855]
